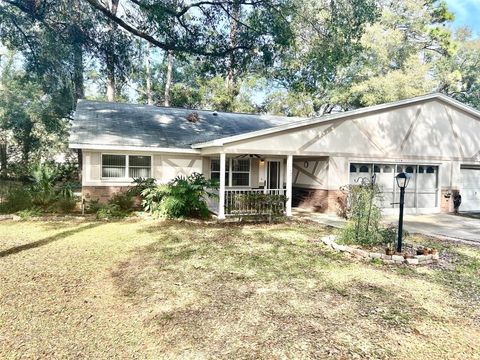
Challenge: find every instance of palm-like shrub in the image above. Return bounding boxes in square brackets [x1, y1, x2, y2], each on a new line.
[141, 173, 218, 219]
[128, 177, 157, 197]
[29, 163, 59, 208]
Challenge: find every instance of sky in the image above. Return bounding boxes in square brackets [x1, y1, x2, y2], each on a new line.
[445, 0, 480, 37]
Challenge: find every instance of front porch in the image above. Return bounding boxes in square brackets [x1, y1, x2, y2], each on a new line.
[206, 153, 293, 219]
[206, 153, 332, 219]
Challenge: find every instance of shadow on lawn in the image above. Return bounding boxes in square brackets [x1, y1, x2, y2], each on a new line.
[0, 223, 101, 258]
[112, 221, 347, 300]
[107, 221, 480, 357]
[111, 241, 430, 359]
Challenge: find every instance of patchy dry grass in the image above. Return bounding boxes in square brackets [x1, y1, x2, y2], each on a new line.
[0, 219, 479, 359]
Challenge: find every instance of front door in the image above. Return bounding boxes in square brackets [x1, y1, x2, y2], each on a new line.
[266, 160, 281, 190]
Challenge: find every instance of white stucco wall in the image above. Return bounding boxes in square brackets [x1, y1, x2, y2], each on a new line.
[214, 99, 480, 193]
[292, 157, 328, 189]
[82, 150, 203, 186]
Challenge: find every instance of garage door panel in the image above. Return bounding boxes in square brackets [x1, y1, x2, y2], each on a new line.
[417, 193, 436, 208]
[350, 163, 439, 213]
[460, 166, 480, 211]
[417, 173, 437, 190]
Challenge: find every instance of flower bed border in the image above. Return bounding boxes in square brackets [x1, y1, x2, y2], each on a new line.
[321, 235, 439, 266]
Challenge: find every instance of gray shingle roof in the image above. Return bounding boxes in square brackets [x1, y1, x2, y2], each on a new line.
[70, 100, 306, 149]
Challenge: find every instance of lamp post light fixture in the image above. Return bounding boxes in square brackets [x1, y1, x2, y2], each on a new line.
[395, 172, 412, 253]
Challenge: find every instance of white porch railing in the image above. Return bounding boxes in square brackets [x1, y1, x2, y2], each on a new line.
[224, 188, 287, 216]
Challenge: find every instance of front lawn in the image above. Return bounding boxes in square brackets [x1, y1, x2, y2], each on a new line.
[0, 219, 479, 359]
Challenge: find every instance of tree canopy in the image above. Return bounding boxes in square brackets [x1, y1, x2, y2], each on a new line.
[0, 0, 479, 175]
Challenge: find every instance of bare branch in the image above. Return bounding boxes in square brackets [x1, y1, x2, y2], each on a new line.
[83, 0, 254, 57]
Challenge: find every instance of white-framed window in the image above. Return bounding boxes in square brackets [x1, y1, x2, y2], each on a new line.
[210, 157, 250, 187]
[211, 159, 229, 184]
[232, 159, 250, 186]
[102, 154, 126, 178]
[101, 154, 152, 179]
[129, 155, 151, 178]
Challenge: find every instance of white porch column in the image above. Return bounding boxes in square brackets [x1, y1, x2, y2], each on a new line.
[218, 153, 226, 220]
[286, 154, 293, 217]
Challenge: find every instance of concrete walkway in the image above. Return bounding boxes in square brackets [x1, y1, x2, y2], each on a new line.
[295, 209, 480, 245]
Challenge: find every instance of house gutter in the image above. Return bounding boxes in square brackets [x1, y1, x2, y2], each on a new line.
[69, 143, 201, 154]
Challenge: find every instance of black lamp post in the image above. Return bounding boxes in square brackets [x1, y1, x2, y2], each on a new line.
[395, 172, 412, 253]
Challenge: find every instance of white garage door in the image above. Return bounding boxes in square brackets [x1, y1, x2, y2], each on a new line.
[349, 163, 439, 214]
[460, 165, 480, 211]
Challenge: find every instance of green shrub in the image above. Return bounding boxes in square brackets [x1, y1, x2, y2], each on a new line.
[55, 197, 79, 214]
[0, 187, 33, 213]
[109, 192, 134, 211]
[58, 182, 78, 199]
[128, 177, 157, 197]
[96, 203, 129, 220]
[85, 199, 101, 214]
[55, 161, 79, 183]
[17, 207, 42, 220]
[29, 163, 58, 209]
[379, 225, 397, 249]
[140, 173, 218, 219]
[338, 181, 385, 247]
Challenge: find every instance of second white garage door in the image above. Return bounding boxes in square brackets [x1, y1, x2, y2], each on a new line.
[460, 165, 480, 211]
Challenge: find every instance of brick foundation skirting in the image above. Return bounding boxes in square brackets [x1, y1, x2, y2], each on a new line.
[82, 186, 132, 203]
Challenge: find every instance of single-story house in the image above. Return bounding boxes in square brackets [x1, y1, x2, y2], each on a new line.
[69, 93, 480, 218]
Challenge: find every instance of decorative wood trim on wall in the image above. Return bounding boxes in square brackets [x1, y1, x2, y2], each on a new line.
[400, 106, 422, 152]
[443, 104, 465, 158]
[293, 162, 324, 186]
[293, 168, 300, 184]
[163, 157, 200, 177]
[469, 149, 480, 162]
[297, 122, 344, 153]
[351, 119, 387, 155]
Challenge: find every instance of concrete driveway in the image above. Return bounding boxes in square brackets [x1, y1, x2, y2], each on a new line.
[296, 209, 480, 245]
[385, 213, 480, 244]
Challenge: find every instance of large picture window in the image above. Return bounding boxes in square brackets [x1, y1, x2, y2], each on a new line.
[102, 154, 152, 179]
[210, 158, 250, 187]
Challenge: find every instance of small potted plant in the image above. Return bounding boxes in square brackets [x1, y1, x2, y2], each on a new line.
[381, 225, 396, 256]
[423, 248, 429, 256]
[430, 248, 438, 255]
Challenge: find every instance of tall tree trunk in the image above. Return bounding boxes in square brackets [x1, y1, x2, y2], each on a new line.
[0, 142, 7, 179]
[73, 40, 84, 100]
[106, 0, 119, 102]
[106, 50, 115, 102]
[164, 50, 174, 107]
[226, 2, 241, 92]
[71, 1, 85, 102]
[145, 42, 153, 105]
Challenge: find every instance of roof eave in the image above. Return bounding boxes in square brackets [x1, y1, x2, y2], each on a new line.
[69, 143, 201, 154]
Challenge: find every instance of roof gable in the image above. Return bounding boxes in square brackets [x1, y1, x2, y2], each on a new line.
[192, 93, 480, 149]
[214, 95, 480, 161]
